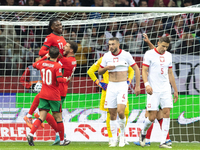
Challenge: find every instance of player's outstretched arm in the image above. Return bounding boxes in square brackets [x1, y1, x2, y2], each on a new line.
[143, 33, 155, 50]
[168, 68, 178, 103]
[132, 64, 140, 96]
[142, 65, 153, 95]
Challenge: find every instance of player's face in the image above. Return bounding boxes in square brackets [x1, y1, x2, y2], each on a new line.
[157, 42, 169, 54]
[63, 43, 71, 56]
[52, 20, 62, 34]
[108, 40, 119, 54]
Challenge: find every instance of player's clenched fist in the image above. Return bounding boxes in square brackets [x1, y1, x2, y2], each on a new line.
[134, 86, 140, 96]
[146, 85, 153, 95]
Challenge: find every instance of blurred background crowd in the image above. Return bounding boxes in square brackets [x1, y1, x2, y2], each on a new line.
[0, 0, 200, 77]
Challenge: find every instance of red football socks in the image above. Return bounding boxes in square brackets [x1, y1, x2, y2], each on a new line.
[46, 113, 58, 132]
[57, 122, 64, 141]
[28, 94, 40, 115]
[146, 122, 154, 139]
[30, 119, 42, 134]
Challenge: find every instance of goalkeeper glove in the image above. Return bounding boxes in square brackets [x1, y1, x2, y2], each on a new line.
[94, 79, 108, 91]
[127, 78, 132, 87]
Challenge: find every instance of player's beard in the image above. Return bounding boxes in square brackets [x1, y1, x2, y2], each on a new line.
[111, 48, 118, 54]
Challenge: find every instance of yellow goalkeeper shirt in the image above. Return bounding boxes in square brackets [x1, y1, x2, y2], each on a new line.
[87, 57, 134, 83]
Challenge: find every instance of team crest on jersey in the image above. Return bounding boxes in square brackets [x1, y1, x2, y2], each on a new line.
[113, 57, 119, 63]
[159, 56, 165, 62]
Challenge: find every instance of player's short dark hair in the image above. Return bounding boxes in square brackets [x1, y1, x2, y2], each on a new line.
[139, 0, 147, 6]
[67, 41, 78, 54]
[109, 37, 119, 43]
[159, 36, 170, 44]
[48, 18, 60, 34]
[49, 46, 60, 58]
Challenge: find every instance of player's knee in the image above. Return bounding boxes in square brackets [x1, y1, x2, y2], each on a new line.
[148, 114, 156, 122]
[118, 111, 125, 119]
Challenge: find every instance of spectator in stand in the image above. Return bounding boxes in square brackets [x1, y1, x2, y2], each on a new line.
[25, 0, 36, 6]
[62, 0, 73, 6]
[80, 0, 94, 6]
[49, 0, 61, 6]
[121, 22, 143, 53]
[181, 0, 195, 31]
[148, 0, 177, 7]
[192, 0, 200, 5]
[74, 31, 92, 76]
[139, 0, 148, 7]
[194, 14, 200, 38]
[7, 38, 25, 75]
[170, 15, 189, 41]
[115, 0, 130, 7]
[35, 0, 50, 6]
[176, 33, 200, 55]
[89, 0, 103, 19]
[105, 22, 123, 43]
[153, 0, 165, 7]
[20, 55, 42, 93]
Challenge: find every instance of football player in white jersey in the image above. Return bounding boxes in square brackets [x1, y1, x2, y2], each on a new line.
[98, 37, 141, 147]
[140, 36, 178, 148]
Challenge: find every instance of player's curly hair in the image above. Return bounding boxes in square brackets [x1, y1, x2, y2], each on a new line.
[48, 18, 60, 34]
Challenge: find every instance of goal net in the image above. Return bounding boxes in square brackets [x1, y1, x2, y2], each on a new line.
[0, 5, 200, 142]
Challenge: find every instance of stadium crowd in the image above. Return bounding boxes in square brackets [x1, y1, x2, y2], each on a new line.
[0, 0, 200, 76]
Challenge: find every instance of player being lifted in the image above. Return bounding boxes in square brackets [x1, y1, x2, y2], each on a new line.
[87, 57, 134, 145]
[139, 36, 178, 148]
[98, 37, 140, 147]
[26, 46, 69, 146]
[24, 18, 67, 128]
[134, 34, 172, 146]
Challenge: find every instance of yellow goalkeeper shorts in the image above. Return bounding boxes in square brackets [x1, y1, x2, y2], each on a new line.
[99, 90, 129, 115]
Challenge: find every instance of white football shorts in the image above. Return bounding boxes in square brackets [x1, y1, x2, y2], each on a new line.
[104, 81, 128, 108]
[146, 91, 173, 111]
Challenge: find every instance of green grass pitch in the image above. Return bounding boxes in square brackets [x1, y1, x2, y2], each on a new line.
[0, 142, 199, 150]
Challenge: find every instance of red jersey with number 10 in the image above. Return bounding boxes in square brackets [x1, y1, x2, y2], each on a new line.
[39, 33, 66, 56]
[33, 58, 66, 101]
[58, 56, 77, 97]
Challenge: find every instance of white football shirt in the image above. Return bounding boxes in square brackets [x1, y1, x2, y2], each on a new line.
[143, 48, 172, 92]
[100, 49, 136, 72]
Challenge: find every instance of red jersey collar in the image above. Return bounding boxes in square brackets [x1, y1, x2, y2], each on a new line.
[111, 49, 122, 56]
[154, 48, 165, 55]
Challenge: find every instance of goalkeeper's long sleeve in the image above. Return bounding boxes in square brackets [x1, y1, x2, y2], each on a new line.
[87, 63, 99, 82]
[128, 66, 134, 80]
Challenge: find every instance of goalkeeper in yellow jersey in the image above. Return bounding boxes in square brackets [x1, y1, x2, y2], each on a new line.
[87, 57, 134, 145]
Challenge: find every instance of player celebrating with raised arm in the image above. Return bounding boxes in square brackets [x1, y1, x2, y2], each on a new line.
[24, 17, 66, 128]
[98, 37, 140, 147]
[87, 57, 134, 145]
[26, 46, 69, 146]
[39, 18, 66, 56]
[139, 36, 178, 148]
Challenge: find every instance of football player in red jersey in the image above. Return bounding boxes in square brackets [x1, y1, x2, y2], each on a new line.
[24, 18, 66, 128]
[39, 18, 66, 56]
[26, 46, 70, 146]
[39, 41, 78, 145]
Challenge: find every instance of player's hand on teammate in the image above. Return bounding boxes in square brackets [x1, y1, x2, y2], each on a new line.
[146, 85, 153, 95]
[45, 53, 50, 58]
[134, 86, 140, 96]
[173, 91, 178, 103]
[94, 79, 108, 91]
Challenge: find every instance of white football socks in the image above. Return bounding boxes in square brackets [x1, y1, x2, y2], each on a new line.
[119, 118, 126, 137]
[142, 117, 153, 135]
[160, 118, 170, 145]
[110, 120, 118, 142]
